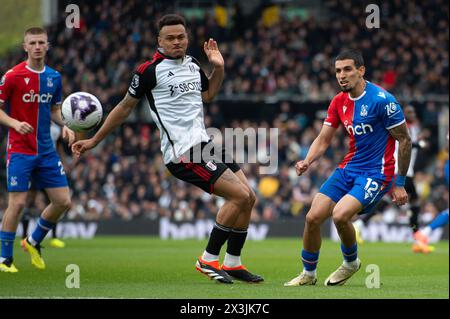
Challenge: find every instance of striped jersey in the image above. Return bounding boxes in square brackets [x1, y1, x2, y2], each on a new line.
[324, 81, 405, 178]
[0, 61, 62, 155]
[127, 50, 210, 164]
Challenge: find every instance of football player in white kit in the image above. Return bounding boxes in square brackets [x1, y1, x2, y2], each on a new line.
[72, 14, 263, 284]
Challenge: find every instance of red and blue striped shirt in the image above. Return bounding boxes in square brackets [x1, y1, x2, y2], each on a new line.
[0, 61, 62, 155]
[324, 81, 405, 178]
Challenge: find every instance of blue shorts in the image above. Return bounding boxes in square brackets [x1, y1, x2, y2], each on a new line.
[319, 168, 393, 215]
[6, 152, 68, 192]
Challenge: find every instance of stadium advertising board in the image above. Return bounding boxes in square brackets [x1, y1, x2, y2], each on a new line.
[11, 218, 448, 242]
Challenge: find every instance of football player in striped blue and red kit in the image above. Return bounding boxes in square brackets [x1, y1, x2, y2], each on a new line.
[0, 27, 75, 273]
[285, 50, 412, 286]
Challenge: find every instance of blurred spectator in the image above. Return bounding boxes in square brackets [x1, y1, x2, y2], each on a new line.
[0, 0, 448, 224]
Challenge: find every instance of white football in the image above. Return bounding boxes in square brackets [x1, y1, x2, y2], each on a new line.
[61, 92, 103, 131]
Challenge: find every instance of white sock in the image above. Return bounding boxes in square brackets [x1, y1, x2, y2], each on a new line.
[27, 235, 38, 247]
[202, 251, 219, 262]
[303, 269, 316, 277]
[223, 253, 241, 268]
[0, 257, 6, 263]
[344, 259, 359, 269]
[421, 226, 432, 237]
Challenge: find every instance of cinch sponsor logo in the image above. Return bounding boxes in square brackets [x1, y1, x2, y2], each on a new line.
[22, 90, 53, 103]
[345, 123, 374, 135]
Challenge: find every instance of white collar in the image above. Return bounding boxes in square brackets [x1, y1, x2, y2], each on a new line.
[26, 65, 46, 74]
[348, 90, 366, 101]
[348, 82, 368, 101]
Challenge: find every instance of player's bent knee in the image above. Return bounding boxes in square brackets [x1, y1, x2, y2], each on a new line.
[332, 210, 351, 226]
[8, 201, 27, 215]
[243, 189, 257, 209]
[305, 213, 323, 227]
[62, 198, 72, 211]
[248, 190, 256, 208]
[233, 188, 253, 208]
[54, 198, 71, 211]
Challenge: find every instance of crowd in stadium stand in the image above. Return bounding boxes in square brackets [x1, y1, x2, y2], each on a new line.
[0, 0, 448, 223]
[1, 0, 448, 105]
[0, 102, 447, 223]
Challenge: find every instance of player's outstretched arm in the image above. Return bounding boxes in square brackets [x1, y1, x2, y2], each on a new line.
[71, 93, 140, 157]
[202, 38, 224, 103]
[389, 122, 412, 206]
[296, 124, 337, 176]
[0, 104, 34, 134]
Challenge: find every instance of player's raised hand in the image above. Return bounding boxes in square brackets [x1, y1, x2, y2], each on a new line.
[295, 160, 310, 176]
[62, 125, 75, 147]
[204, 38, 224, 68]
[71, 138, 97, 158]
[392, 186, 408, 206]
[13, 121, 34, 135]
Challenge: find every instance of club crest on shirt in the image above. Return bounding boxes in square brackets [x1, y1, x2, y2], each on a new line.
[47, 77, 53, 87]
[360, 104, 368, 117]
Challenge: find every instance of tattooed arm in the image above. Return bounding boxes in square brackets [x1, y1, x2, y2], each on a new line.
[389, 122, 412, 205]
[390, 122, 412, 178]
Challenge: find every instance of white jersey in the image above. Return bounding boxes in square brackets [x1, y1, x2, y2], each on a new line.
[394, 122, 420, 177]
[128, 50, 210, 164]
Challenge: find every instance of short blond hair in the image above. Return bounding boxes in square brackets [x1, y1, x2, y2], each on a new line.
[24, 27, 47, 37]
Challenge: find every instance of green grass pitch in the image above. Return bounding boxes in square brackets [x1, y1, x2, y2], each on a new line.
[0, 237, 448, 299]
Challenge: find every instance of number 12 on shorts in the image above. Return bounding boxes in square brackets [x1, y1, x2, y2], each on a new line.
[58, 161, 66, 175]
[364, 178, 379, 199]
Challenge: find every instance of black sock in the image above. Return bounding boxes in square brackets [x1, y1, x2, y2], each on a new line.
[52, 224, 58, 239]
[226, 228, 248, 256]
[410, 205, 420, 233]
[21, 220, 29, 239]
[205, 223, 232, 256]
